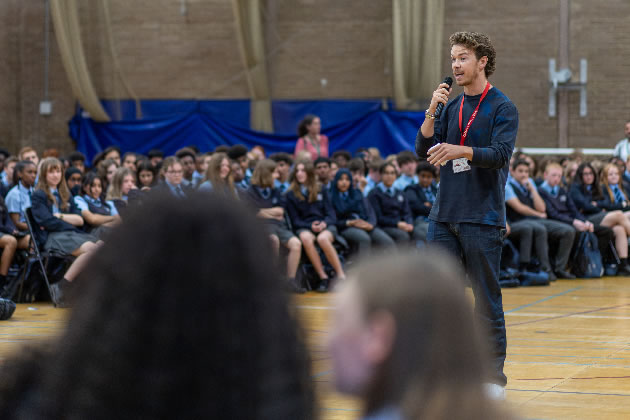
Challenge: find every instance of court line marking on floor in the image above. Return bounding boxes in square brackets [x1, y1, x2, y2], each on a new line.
[505, 287, 583, 314]
[507, 388, 630, 397]
[506, 312, 630, 320]
[510, 303, 630, 327]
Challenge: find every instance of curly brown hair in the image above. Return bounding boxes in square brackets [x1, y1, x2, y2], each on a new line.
[449, 32, 496, 77]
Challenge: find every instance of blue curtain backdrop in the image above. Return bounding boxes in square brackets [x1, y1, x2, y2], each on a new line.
[70, 99, 425, 162]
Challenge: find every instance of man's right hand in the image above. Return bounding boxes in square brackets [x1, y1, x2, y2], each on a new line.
[429, 82, 452, 114]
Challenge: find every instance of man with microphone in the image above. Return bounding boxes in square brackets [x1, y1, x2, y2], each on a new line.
[415, 32, 518, 399]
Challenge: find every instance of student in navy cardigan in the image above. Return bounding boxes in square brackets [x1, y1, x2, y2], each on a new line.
[404, 161, 438, 242]
[330, 169, 394, 254]
[368, 162, 422, 245]
[285, 161, 345, 292]
[31, 158, 102, 306]
[244, 159, 304, 293]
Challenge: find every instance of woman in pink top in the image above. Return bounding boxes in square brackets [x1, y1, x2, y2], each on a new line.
[294, 114, 329, 161]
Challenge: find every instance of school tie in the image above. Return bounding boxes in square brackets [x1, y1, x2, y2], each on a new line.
[551, 186, 558, 197]
[386, 188, 393, 196]
[261, 188, 271, 200]
[424, 188, 435, 203]
[176, 185, 185, 198]
[613, 185, 625, 203]
[341, 192, 348, 201]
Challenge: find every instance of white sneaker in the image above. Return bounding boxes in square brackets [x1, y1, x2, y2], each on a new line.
[484, 383, 506, 401]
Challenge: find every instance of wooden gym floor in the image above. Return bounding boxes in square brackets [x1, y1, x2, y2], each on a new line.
[2, 277, 630, 419]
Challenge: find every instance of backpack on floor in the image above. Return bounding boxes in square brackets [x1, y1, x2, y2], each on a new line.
[570, 232, 604, 278]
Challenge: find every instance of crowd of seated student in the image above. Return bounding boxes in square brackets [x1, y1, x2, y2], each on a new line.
[6, 139, 630, 313]
[504, 151, 630, 281]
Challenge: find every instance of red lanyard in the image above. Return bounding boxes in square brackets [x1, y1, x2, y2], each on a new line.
[458, 82, 491, 146]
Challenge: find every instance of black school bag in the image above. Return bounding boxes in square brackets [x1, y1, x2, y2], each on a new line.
[570, 232, 604, 278]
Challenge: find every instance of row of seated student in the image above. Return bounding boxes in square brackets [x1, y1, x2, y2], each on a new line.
[505, 157, 630, 280]
[0, 144, 441, 300]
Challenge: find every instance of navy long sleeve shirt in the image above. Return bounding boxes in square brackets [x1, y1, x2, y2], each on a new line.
[415, 86, 518, 227]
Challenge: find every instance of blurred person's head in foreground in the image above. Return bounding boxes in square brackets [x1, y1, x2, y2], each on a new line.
[0, 192, 314, 419]
[328, 250, 511, 420]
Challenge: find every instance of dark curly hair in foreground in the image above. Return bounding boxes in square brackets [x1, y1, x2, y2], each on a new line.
[0, 192, 314, 419]
[449, 31, 496, 77]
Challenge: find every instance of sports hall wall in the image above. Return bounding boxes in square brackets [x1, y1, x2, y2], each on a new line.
[1, 0, 629, 155]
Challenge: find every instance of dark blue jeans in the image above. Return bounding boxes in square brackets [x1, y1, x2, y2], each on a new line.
[427, 220, 507, 386]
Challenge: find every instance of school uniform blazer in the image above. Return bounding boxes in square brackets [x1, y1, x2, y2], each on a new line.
[333, 197, 377, 230]
[30, 190, 82, 246]
[597, 184, 629, 212]
[150, 181, 193, 198]
[367, 187, 413, 228]
[568, 184, 605, 216]
[0, 198, 16, 234]
[285, 188, 336, 231]
[404, 184, 437, 219]
[538, 187, 585, 225]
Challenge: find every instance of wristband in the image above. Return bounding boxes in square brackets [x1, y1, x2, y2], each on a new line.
[425, 109, 436, 120]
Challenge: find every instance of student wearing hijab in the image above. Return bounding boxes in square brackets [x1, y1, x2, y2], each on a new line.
[330, 169, 394, 253]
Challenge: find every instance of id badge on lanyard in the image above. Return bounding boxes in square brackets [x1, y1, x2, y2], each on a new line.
[453, 82, 491, 174]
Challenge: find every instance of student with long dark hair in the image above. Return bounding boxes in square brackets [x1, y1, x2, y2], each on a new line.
[285, 160, 345, 292]
[136, 159, 156, 190]
[74, 172, 121, 239]
[330, 168, 394, 253]
[244, 159, 304, 293]
[31, 158, 101, 306]
[0, 192, 314, 418]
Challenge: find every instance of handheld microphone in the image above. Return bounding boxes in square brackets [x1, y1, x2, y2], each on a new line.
[434, 76, 453, 118]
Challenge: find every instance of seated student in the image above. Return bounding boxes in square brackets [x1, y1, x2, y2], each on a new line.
[199, 152, 238, 197]
[227, 145, 252, 189]
[121, 152, 137, 172]
[362, 159, 382, 197]
[368, 162, 421, 245]
[0, 192, 314, 417]
[570, 162, 630, 271]
[599, 163, 630, 215]
[97, 158, 119, 195]
[332, 149, 351, 169]
[0, 157, 18, 192]
[192, 152, 210, 188]
[5, 160, 37, 233]
[64, 167, 83, 197]
[175, 148, 196, 187]
[31, 158, 102, 306]
[243, 159, 304, 293]
[314, 157, 332, 190]
[102, 146, 121, 166]
[74, 173, 121, 239]
[329, 251, 512, 420]
[285, 160, 346, 292]
[18, 147, 39, 167]
[269, 152, 293, 193]
[330, 169, 394, 253]
[136, 159, 156, 190]
[404, 161, 438, 243]
[506, 159, 575, 279]
[147, 148, 164, 168]
[0, 195, 30, 290]
[392, 150, 418, 191]
[68, 151, 86, 173]
[106, 167, 139, 214]
[348, 158, 368, 194]
[152, 157, 190, 199]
